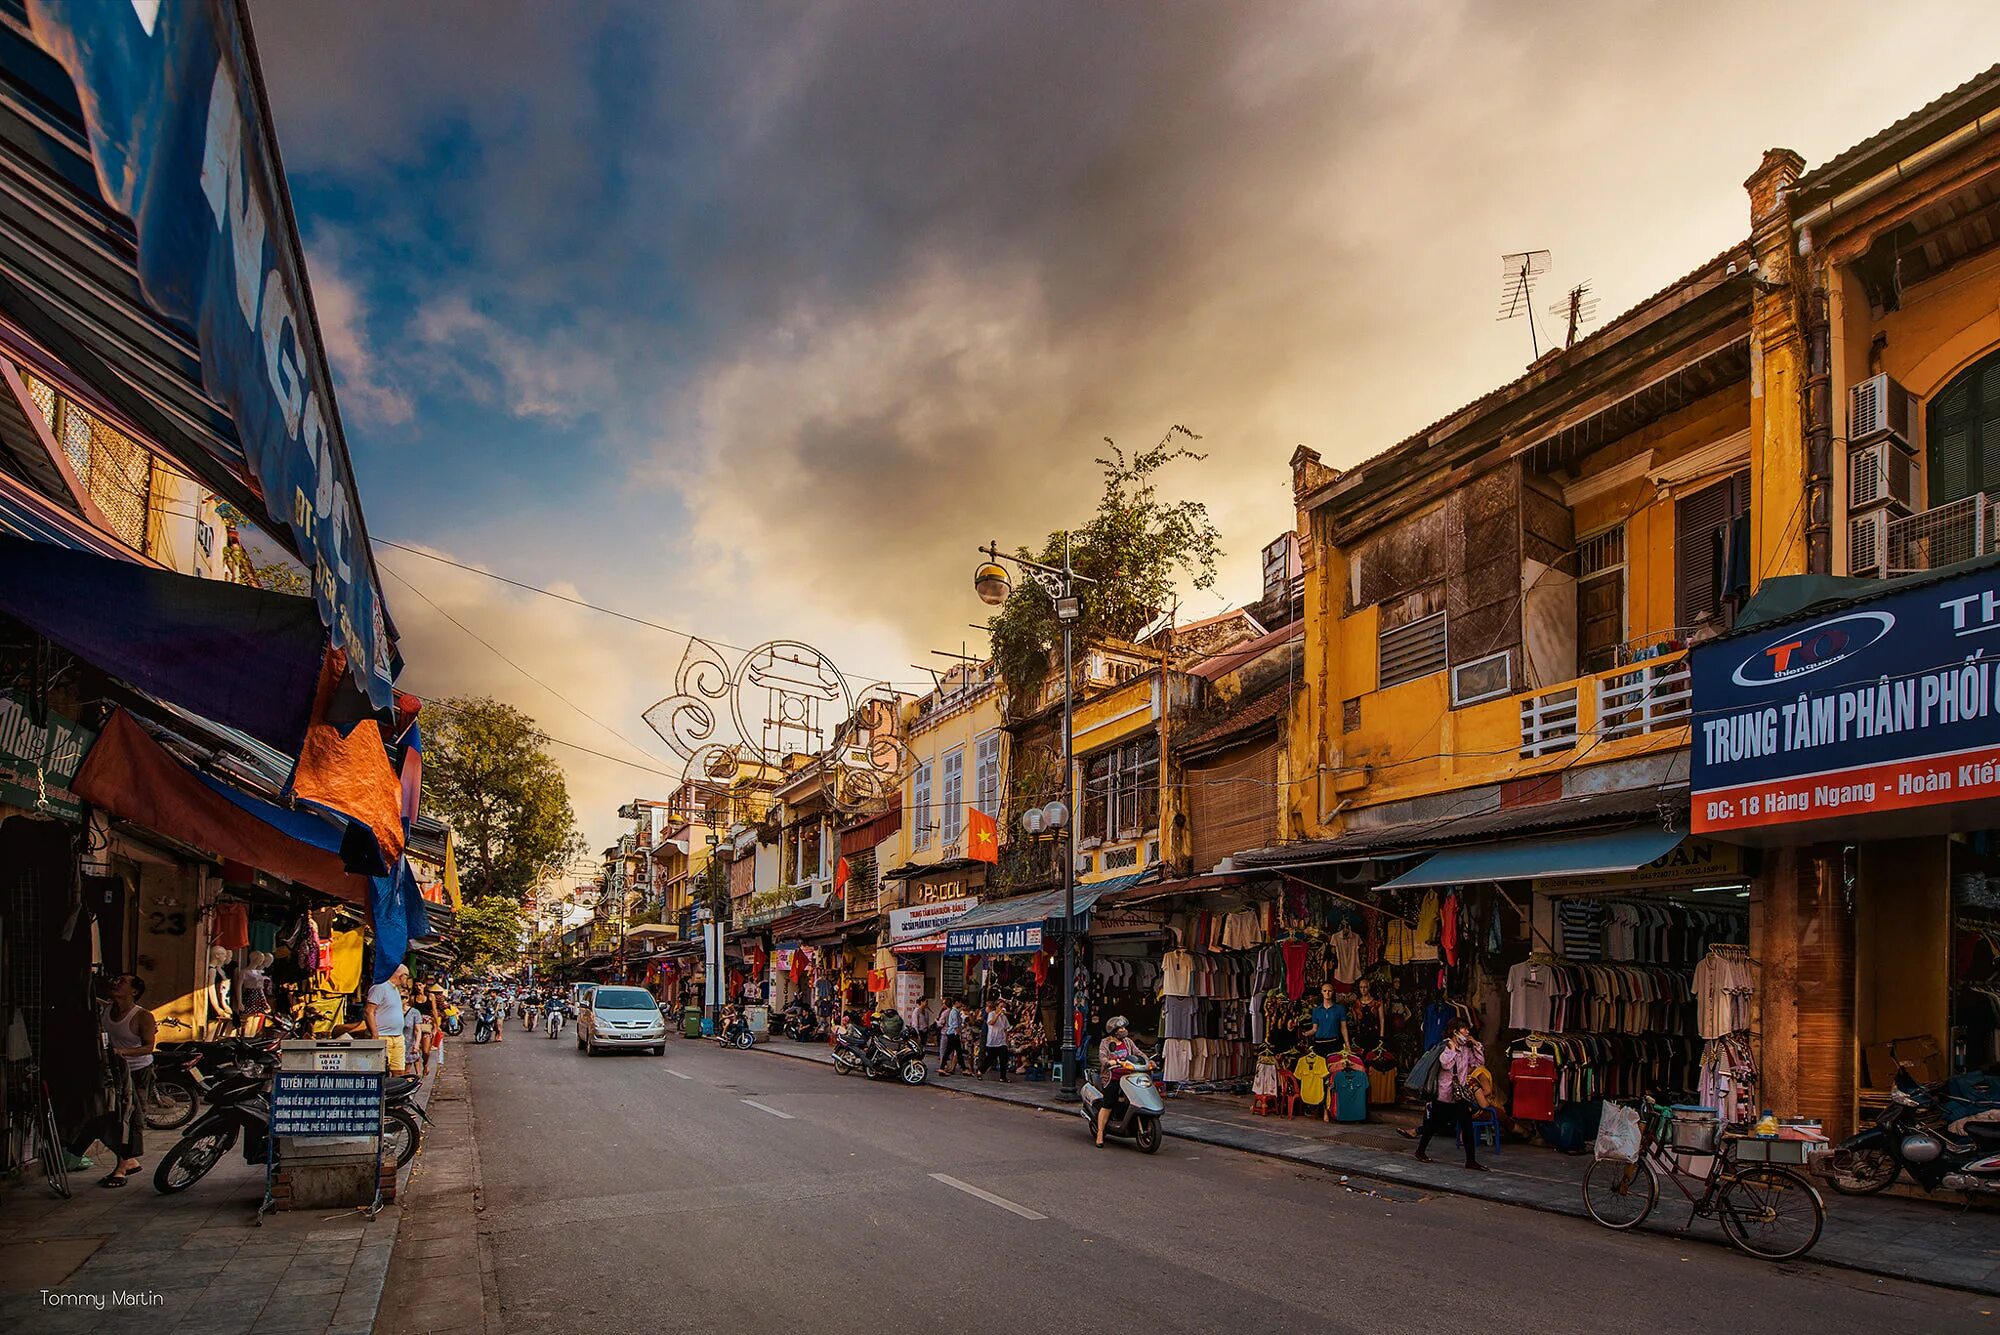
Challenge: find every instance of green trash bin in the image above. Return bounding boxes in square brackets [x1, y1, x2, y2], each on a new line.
[681, 1005, 701, 1039]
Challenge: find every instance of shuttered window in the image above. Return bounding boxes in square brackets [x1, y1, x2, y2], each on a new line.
[1379, 610, 1447, 687]
[1188, 742, 1279, 873]
[1928, 349, 2000, 507]
[1674, 471, 1750, 629]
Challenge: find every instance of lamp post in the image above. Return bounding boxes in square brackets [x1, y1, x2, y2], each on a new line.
[975, 536, 1094, 1100]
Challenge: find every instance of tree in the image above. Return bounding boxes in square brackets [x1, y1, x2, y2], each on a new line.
[424, 697, 586, 911]
[989, 426, 1222, 702]
[452, 894, 524, 974]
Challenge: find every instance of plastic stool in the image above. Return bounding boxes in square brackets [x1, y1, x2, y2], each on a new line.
[1457, 1106, 1502, 1154]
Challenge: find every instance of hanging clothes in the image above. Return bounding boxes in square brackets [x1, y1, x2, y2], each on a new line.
[1438, 894, 1460, 967]
[327, 928, 365, 994]
[1280, 938, 1309, 1000]
[212, 901, 250, 950]
[1329, 926, 1363, 985]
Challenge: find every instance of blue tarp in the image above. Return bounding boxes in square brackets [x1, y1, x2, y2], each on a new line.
[1376, 826, 1686, 891]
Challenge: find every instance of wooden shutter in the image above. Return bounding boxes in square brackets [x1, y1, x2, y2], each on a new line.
[1579, 570, 1625, 674]
[1188, 741, 1279, 873]
[1675, 472, 1747, 628]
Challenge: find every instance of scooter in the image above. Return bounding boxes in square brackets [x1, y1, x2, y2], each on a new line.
[544, 1004, 568, 1039]
[713, 1013, 754, 1050]
[778, 1009, 822, 1042]
[473, 1004, 499, 1044]
[1080, 1051, 1166, 1154]
[442, 1004, 463, 1037]
[831, 1022, 928, 1085]
[1822, 1064, 2000, 1197]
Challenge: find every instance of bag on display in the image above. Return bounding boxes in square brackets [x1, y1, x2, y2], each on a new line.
[1594, 1101, 1643, 1163]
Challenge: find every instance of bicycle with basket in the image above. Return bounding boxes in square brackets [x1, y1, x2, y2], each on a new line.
[1581, 1099, 1826, 1261]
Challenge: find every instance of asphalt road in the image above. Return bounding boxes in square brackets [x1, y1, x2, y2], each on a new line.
[464, 1030, 1992, 1335]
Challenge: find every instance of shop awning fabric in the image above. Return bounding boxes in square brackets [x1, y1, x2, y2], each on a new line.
[939, 870, 1155, 942]
[1376, 826, 1685, 891]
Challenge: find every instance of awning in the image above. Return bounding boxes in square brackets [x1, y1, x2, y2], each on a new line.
[71, 707, 368, 903]
[940, 873, 1152, 956]
[1107, 867, 1279, 906]
[1377, 826, 1685, 891]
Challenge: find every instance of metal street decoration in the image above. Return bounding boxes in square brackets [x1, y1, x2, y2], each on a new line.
[642, 639, 913, 816]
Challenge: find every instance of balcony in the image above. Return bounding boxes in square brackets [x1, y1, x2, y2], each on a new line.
[1518, 651, 1691, 758]
[1877, 494, 2000, 576]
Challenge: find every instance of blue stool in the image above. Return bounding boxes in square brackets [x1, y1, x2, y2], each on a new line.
[1457, 1106, 1502, 1154]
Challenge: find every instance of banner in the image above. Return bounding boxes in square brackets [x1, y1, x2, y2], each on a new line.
[1691, 567, 2000, 833]
[887, 896, 978, 942]
[24, 0, 397, 705]
[0, 691, 96, 819]
[945, 922, 1042, 957]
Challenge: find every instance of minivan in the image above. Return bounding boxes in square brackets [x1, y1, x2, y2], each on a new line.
[577, 985, 667, 1055]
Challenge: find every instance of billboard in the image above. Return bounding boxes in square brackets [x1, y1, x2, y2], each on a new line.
[1689, 565, 2000, 834]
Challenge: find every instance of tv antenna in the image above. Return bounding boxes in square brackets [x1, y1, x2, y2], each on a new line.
[1550, 282, 1599, 350]
[1497, 250, 1552, 357]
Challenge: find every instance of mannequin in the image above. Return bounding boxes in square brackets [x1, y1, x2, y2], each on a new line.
[1352, 979, 1388, 1050]
[1306, 982, 1351, 1055]
[238, 951, 273, 1035]
[207, 945, 233, 1037]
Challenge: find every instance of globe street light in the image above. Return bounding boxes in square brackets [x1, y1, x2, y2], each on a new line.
[973, 536, 1096, 1100]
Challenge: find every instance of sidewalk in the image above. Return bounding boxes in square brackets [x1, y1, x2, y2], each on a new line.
[749, 1035, 2000, 1295]
[376, 1046, 495, 1335]
[0, 1064, 443, 1334]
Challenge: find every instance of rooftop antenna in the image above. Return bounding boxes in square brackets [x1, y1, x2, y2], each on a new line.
[1550, 281, 1599, 350]
[1497, 249, 1552, 357]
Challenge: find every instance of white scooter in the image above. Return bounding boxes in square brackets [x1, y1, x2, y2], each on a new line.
[1080, 1050, 1166, 1153]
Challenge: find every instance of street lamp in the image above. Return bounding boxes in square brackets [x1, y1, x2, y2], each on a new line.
[973, 536, 1094, 1101]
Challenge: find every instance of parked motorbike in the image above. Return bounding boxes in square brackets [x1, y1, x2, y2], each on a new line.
[1823, 1065, 2000, 1196]
[778, 1009, 822, 1042]
[1079, 1050, 1165, 1154]
[831, 1022, 927, 1085]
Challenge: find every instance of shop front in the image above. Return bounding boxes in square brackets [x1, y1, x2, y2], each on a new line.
[882, 861, 988, 1019]
[1692, 559, 2000, 1131]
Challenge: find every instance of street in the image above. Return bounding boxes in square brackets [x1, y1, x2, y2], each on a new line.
[464, 1036, 1993, 1335]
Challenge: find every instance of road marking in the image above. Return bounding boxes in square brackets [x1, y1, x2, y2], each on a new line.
[928, 1173, 1046, 1220]
[741, 1099, 794, 1119]
[663, 1069, 692, 1080]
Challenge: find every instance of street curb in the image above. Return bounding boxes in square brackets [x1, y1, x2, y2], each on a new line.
[745, 1038, 1997, 1297]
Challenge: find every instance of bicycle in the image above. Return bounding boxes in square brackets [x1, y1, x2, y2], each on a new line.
[1581, 1098, 1824, 1261]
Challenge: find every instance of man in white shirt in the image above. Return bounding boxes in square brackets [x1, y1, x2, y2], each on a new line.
[368, 964, 411, 1074]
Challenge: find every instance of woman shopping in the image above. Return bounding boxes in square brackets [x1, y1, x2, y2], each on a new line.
[1413, 1018, 1488, 1171]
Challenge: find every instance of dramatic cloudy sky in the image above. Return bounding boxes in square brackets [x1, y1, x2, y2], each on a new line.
[252, 1, 2000, 858]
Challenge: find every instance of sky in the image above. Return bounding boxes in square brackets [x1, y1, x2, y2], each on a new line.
[250, 0, 2000, 862]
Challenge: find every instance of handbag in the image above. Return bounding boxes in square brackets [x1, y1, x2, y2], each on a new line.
[1404, 1040, 1444, 1099]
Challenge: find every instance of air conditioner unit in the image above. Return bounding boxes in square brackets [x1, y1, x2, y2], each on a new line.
[1848, 510, 1889, 577]
[1848, 438, 1918, 511]
[1849, 373, 1915, 447]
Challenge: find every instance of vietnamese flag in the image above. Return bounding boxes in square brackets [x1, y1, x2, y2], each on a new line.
[967, 808, 999, 863]
[834, 856, 850, 903]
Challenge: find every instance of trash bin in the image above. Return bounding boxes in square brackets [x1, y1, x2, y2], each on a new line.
[681, 1005, 701, 1039]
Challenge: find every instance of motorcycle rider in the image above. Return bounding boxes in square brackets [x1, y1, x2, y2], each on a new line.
[1094, 1016, 1142, 1147]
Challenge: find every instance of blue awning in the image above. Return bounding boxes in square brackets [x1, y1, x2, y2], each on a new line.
[1377, 826, 1685, 890]
[941, 872, 1154, 956]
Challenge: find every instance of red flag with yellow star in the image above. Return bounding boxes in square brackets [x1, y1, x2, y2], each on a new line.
[967, 807, 999, 863]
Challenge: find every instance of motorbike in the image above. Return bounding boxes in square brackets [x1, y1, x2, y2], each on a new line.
[1822, 1064, 2000, 1197]
[473, 1004, 499, 1044]
[1079, 1050, 1166, 1154]
[145, 1035, 283, 1130]
[831, 1023, 928, 1085]
[442, 1004, 463, 1037]
[154, 1055, 426, 1193]
[544, 1004, 568, 1039]
[713, 1013, 754, 1050]
[777, 1009, 822, 1042]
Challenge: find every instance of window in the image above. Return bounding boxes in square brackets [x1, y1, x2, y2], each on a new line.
[1674, 472, 1750, 628]
[1083, 736, 1160, 842]
[973, 731, 1002, 818]
[1929, 349, 2000, 507]
[941, 747, 964, 845]
[1450, 650, 1512, 706]
[912, 761, 933, 850]
[1577, 523, 1628, 674]
[797, 820, 824, 883]
[1379, 610, 1447, 688]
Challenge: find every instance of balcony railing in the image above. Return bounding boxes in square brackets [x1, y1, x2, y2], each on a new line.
[1517, 650, 1690, 758]
[1887, 494, 2000, 574]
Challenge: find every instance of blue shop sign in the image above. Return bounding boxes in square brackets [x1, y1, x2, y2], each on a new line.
[1691, 563, 2000, 835]
[944, 922, 1043, 957]
[24, 0, 398, 705]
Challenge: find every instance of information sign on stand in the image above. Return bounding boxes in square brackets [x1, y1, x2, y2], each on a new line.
[270, 1073, 385, 1137]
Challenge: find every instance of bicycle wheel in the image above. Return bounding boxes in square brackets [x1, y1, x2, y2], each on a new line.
[1582, 1155, 1656, 1229]
[1718, 1166, 1824, 1261]
[38, 1090, 70, 1200]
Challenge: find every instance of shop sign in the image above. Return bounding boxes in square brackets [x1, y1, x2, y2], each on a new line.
[269, 1072, 382, 1137]
[906, 867, 985, 904]
[0, 691, 95, 820]
[1534, 839, 1742, 893]
[23, 2, 398, 704]
[945, 922, 1041, 956]
[1691, 566, 2000, 833]
[888, 896, 979, 942]
[894, 971, 925, 1020]
[771, 947, 798, 970]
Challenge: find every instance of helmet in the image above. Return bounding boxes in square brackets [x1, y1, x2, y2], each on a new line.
[1107, 1015, 1130, 1031]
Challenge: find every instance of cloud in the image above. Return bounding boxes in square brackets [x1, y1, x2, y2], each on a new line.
[410, 296, 617, 421]
[306, 245, 413, 427]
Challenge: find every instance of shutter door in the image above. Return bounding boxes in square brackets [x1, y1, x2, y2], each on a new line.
[1188, 741, 1279, 873]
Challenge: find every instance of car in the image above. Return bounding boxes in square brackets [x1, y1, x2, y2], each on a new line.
[577, 985, 667, 1055]
[570, 983, 598, 1016]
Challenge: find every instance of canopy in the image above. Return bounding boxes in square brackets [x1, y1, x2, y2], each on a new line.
[939, 873, 1154, 957]
[1377, 826, 1685, 891]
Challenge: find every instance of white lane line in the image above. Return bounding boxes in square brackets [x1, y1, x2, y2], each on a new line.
[928, 1173, 1046, 1220]
[663, 1068, 692, 1080]
[741, 1098, 794, 1119]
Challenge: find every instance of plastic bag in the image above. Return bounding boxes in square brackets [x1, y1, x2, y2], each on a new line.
[1594, 1101, 1642, 1162]
[1404, 1041, 1444, 1099]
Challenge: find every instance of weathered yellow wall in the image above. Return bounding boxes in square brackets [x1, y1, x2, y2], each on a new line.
[895, 684, 1006, 873]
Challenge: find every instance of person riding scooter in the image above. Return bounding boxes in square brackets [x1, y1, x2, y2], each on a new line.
[1095, 1016, 1143, 1147]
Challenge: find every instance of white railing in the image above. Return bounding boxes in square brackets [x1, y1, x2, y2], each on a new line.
[1597, 655, 1692, 741]
[1519, 686, 1579, 758]
[1887, 493, 2000, 574]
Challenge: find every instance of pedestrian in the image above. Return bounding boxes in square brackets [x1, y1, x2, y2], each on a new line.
[912, 996, 935, 1055]
[404, 973, 429, 1078]
[938, 997, 966, 1075]
[978, 999, 1012, 1082]
[426, 985, 449, 1071]
[70, 972, 156, 1187]
[1414, 1018, 1488, 1171]
[368, 964, 412, 1073]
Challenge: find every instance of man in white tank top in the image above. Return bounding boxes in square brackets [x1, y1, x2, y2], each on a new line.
[79, 973, 155, 1186]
